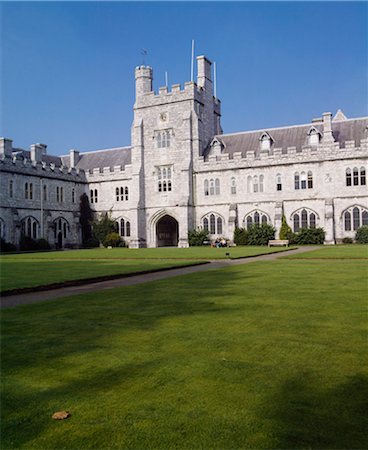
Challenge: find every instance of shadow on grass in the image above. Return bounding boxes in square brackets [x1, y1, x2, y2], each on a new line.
[268, 372, 368, 449]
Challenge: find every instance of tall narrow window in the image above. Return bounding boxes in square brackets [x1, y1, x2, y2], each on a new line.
[262, 215, 268, 224]
[94, 189, 98, 203]
[43, 184, 47, 201]
[116, 187, 119, 201]
[215, 178, 220, 195]
[217, 217, 223, 234]
[126, 221, 131, 237]
[247, 176, 252, 193]
[276, 174, 282, 191]
[29, 183, 33, 200]
[90, 189, 93, 203]
[204, 179, 209, 196]
[25, 183, 29, 199]
[9, 180, 13, 198]
[209, 179, 215, 196]
[120, 187, 124, 201]
[120, 219, 125, 237]
[72, 188, 75, 203]
[353, 207, 360, 230]
[253, 175, 259, 193]
[293, 214, 300, 232]
[63, 222, 67, 239]
[309, 213, 316, 228]
[231, 177, 236, 195]
[60, 187, 64, 203]
[353, 167, 359, 186]
[300, 172, 307, 190]
[308, 171, 313, 189]
[344, 211, 351, 231]
[246, 216, 253, 229]
[362, 210, 368, 226]
[361, 167, 366, 185]
[259, 175, 264, 193]
[301, 209, 308, 229]
[346, 168, 352, 186]
[210, 214, 216, 234]
[125, 187, 129, 201]
[203, 217, 209, 231]
[294, 173, 300, 190]
[57, 187, 60, 203]
[254, 211, 260, 225]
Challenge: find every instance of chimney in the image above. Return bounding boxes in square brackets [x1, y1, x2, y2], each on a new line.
[135, 66, 153, 100]
[0, 138, 13, 157]
[322, 112, 334, 143]
[70, 149, 80, 168]
[30, 143, 47, 163]
[197, 55, 212, 91]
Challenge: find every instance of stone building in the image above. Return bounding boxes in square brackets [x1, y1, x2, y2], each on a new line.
[1, 55, 367, 247]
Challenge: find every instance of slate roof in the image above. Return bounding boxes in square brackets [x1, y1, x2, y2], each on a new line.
[212, 117, 368, 158]
[12, 149, 64, 167]
[60, 146, 132, 171]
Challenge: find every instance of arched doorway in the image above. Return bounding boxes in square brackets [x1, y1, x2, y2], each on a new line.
[156, 215, 178, 247]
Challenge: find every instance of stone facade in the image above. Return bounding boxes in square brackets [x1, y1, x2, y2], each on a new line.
[1, 55, 367, 248]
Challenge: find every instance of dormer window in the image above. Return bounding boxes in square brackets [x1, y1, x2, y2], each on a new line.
[308, 127, 321, 146]
[259, 132, 272, 152]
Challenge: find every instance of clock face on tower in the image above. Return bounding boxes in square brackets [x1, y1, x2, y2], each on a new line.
[160, 113, 167, 122]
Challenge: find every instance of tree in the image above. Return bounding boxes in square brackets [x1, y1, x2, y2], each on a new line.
[79, 193, 94, 244]
[93, 211, 118, 244]
[279, 215, 292, 240]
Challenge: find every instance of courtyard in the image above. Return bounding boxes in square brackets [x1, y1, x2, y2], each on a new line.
[1, 245, 367, 449]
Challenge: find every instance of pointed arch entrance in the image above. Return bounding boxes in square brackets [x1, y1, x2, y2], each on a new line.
[156, 215, 178, 247]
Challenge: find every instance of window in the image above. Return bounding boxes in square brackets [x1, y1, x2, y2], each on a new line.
[300, 172, 307, 190]
[158, 167, 172, 192]
[204, 179, 209, 196]
[215, 178, 220, 195]
[353, 207, 360, 230]
[247, 176, 252, 193]
[90, 189, 98, 203]
[120, 218, 131, 237]
[353, 168, 359, 186]
[343, 206, 368, 231]
[360, 167, 366, 185]
[21, 216, 39, 239]
[116, 187, 120, 201]
[291, 209, 318, 232]
[25, 183, 29, 199]
[260, 133, 271, 151]
[29, 183, 33, 200]
[276, 174, 282, 191]
[71, 188, 75, 203]
[259, 175, 264, 193]
[9, 180, 13, 198]
[53, 217, 69, 240]
[294, 173, 300, 190]
[308, 171, 313, 189]
[363, 210, 368, 226]
[116, 186, 129, 201]
[344, 211, 351, 231]
[231, 177, 236, 195]
[209, 179, 215, 196]
[346, 168, 352, 186]
[202, 213, 224, 235]
[60, 187, 64, 203]
[43, 184, 47, 201]
[120, 187, 124, 201]
[253, 176, 259, 193]
[244, 211, 269, 229]
[125, 187, 129, 201]
[57, 187, 60, 202]
[156, 130, 171, 148]
[308, 128, 320, 146]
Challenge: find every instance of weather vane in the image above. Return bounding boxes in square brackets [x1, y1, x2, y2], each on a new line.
[141, 49, 148, 65]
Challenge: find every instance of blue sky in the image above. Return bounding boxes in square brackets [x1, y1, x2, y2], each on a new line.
[1, 1, 367, 155]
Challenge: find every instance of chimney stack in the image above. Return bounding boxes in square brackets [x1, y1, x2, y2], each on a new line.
[0, 138, 13, 157]
[70, 149, 80, 168]
[30, 143, 46, 163]
[322, 112, 334, 143]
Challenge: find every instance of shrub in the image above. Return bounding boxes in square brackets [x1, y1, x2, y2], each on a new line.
[83, 237, 100, 248]
[294, 227, 325, 245]
[279, 215, 292, 240]
[19, 235, 39, 251]
[0, 238, 16, 253]
[342, 237, 354, 244]
[36, 238, 51, 250]
[355, 225, 368, 244]
[188, 229, 209, 246]
[103, 232, 122, 248]
[247, 224, 276, 246]
[233, 227, 248, 246]
[93, 212, 118, 244]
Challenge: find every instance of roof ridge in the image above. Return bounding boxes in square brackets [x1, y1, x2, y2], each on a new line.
[60, 146, 131, 157]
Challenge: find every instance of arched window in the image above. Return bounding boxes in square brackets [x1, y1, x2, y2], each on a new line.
[301, 209, 308, 229]
[21, 216, 39, 239]
[309, 213, 316, 229]
[361, 167, 366, 185]
[363, 210, 368, 226]
[53, 217, 69, 241]
[247, 176, 252, 193]
[353, 168, 359, 186]
[254, 211, 260, 225]
[231, 177, 236, 195]
[120, 218, 125, 236]
[202, 213, 224, 235]
[209, 179, 215, 196]
[293, 214, 300, 232]
[344, 211, 351, 231]
[210, 214, 216, 234]
[262, 215, 268, 225]
[308, 171, 313, 189]
[353, 207, 360, 230]
[346, 168, 352, 186]
[43, 184, 47, 201]
[253, 175, 259, 193]
[276, 174, 282, 191]
[204, 179, 209, 196]
[246, 216, 253, 230]
[126, 221, 131, 237]
[259, 175, 264, 193]
[294, 173, 300, 190]
[116, 187, 120, 201]
[125, 187, 129, 201]
[300, 172, 307, 190]
[9, 180, 13, 198]
[244, 211, 269, 229]
[119, 218, 131, 237]
[215, 178, 220, 195]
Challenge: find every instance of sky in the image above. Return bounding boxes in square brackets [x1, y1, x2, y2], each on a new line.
[1, 1, 367, 155]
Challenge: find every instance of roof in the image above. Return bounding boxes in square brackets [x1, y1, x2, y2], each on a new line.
[60, 146, 132, 171]
[12, 149, 64, 167]
[211, 117, 368, 158]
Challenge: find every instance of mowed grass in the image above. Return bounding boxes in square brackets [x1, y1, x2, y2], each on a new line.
[1, 253, 367, 449]
[283, 244, 368, 259]
[0, 246, 292, 292]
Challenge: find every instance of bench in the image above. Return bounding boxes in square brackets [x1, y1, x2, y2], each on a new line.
[268, 239, 289, 247]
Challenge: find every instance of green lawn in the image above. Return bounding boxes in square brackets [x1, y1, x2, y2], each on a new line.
[0, 259, 202, 292]
[1, 252, 367, 449]
[0, 246, 293, 292]
[283, 244, 368, 259]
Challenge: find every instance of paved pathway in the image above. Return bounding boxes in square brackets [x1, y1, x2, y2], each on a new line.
[1, 246, 317, 309]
